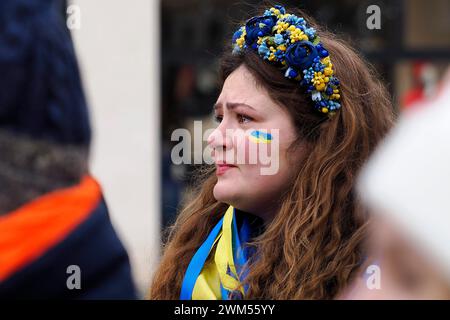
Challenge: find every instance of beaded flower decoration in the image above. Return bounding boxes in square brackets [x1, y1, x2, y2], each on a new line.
[232, 5, 341, 116]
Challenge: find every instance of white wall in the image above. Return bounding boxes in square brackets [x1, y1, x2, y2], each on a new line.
[70, 0, 160, 296]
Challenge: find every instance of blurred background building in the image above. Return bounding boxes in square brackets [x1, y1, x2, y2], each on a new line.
[69, 0, 160, 296]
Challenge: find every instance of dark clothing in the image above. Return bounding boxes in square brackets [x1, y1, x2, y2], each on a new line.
[0, 0, 91, 145]
[0, 176, 137, 299]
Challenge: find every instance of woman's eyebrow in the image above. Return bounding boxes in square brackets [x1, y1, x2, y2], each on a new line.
[213, 102, 256, 111]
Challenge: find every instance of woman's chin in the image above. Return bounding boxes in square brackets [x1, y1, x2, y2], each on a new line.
[213, 182, 239, 204]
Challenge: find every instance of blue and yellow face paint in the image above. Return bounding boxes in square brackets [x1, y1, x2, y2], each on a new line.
[249, 130, 273, 144]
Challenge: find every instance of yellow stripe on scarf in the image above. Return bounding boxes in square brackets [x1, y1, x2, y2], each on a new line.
[192, 231, 222, 300]
[192, 206, 244, 299]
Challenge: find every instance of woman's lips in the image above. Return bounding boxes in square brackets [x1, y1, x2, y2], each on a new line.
[216, 164, 237, 175]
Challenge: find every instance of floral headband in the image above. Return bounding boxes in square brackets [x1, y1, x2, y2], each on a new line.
[232, 5, 341, 116]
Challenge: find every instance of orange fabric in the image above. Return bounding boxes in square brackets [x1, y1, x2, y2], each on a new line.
[0, 176, 101, 281]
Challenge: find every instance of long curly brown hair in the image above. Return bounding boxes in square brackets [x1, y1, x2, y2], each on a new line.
[150, 8, 396, 299]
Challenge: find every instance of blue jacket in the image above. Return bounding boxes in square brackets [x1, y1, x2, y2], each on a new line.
[0, 176, 137, 299]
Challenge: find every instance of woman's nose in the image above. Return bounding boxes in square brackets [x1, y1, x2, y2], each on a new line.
[207, 123, 233, 151]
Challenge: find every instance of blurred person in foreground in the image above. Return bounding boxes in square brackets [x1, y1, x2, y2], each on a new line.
[341, 69, 450, 299]
[0, 0, 136, 299]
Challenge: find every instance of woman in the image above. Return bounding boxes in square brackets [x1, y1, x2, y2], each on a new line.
[150, 5, 395, 299]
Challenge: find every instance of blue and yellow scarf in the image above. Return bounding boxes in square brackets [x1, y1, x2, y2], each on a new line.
[180, 206, 252, 300]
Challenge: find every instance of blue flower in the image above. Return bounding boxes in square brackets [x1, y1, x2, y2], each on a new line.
[232, 28, 243, 44]
[274, 34, 285, 45]
[274, 50, 285, 60]
[286, 15, 305, 26]
[329, 77, 340, 86]
[245, 15, 277, 46]
[258, 42, 270, 59]
[316, 44, 329, 58]
[302, 67, 315, 82]
[284, 40, 318, 70]
[285, 67, 298, 79]
[306, 85, 315, 93]
[312, 56, 324, 72]
[327, 100, 341, 111]
[274, 5, 286, 14]
[296, 17, 306, 26]
[325, 85, 334, 95]
[304, 27, 316, 39]
[285, 15, 296, 24]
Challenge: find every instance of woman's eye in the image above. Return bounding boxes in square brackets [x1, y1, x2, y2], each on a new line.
[214, 115, 223, 123]
[238, 114, 252, 124]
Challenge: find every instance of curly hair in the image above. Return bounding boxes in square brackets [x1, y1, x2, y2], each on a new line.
[150, 8, 396, 299]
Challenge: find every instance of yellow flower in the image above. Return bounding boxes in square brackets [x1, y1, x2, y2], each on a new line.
[324, 67, 333, 76]
[275, 21, 290, 33]
[331, 94, 341, 100]
[270, 7, 282, 17]
[236, 36, 245, 48]
[330, 89, 340, 100]
[235, 29, 246, 48]
[316, 83, 326, 91]
[277, 44, 287, 51]
[289, 28, 308, 43]
[321, 57, 332, 68]
[312, 71, 328, 91]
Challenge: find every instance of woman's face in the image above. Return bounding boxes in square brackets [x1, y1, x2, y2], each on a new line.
[207, 65, 303, 221]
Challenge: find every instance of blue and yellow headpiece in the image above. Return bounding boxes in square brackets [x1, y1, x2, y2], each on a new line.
[232, 5, 341, 116]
